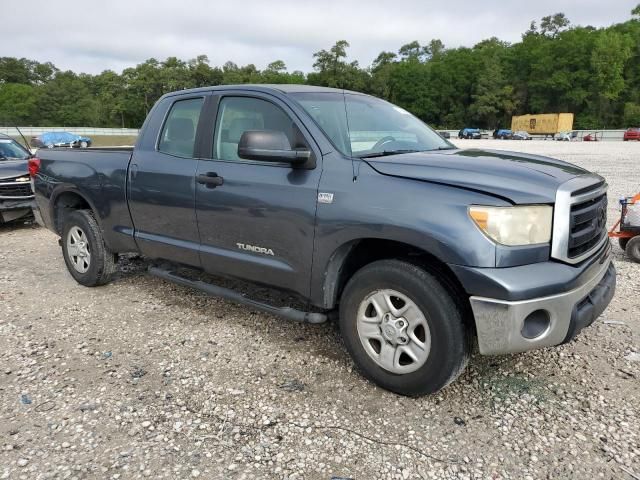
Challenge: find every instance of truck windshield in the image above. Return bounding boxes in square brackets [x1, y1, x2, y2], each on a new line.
[290, 92, 454, 158]
[0, 139, 30, 160]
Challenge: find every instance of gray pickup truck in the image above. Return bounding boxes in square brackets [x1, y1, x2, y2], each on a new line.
[32, 85, 615, 395]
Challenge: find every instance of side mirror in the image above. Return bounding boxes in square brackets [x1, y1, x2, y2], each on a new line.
[238, 130, 311, 164]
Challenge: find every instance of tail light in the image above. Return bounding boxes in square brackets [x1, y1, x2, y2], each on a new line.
[28, 157, 41, 177]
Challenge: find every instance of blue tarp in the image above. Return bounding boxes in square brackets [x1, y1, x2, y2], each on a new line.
[39, 132, 90, 146]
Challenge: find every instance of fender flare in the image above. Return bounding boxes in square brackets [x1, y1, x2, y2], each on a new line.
[49, 185, 105, 239]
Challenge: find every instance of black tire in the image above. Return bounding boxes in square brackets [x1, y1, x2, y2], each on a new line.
[625, 236, 640, 263]
[61, 209, 117, 286]
[618, 237, 630, 251]
[339, 259, 470, 396]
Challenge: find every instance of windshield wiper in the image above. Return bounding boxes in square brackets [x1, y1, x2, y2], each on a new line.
[357, 149, 422, 159]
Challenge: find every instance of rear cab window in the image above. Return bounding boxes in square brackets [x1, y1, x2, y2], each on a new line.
[158, 98, 204, 158]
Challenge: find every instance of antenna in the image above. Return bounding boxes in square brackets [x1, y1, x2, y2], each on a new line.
[15, 127, 32, 155]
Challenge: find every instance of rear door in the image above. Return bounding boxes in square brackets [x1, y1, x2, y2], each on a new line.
[194, 92, 322, 298]
[128, 95, 206, 266]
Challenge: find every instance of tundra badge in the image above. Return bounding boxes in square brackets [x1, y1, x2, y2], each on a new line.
[318, 192, 334, 204]
[237, 243, 275, 256]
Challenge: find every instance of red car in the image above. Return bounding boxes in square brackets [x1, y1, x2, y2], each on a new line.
[624, 127, 640, 141]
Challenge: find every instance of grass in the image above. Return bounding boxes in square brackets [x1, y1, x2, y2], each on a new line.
[87, 135, 138, 147]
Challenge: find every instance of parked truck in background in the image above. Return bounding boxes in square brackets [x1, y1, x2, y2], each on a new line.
[31, 85, 615, 396]
[511, 113, 574, 136]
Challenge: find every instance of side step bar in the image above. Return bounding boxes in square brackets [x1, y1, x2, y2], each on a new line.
[148, 266, 328, 324]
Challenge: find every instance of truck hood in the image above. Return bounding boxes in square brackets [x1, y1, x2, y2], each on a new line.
[0, 159, 29, 180]
[365, 148, 589, 204]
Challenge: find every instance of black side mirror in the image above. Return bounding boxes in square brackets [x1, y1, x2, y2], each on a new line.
[238, 130, 311, 164]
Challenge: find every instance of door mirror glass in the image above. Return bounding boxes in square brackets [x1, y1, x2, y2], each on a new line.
[238, 130, 310, 164]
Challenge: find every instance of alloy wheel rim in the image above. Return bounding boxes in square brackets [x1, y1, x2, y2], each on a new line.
[67, 226, 91, 273]
[356, 289, 431, 374]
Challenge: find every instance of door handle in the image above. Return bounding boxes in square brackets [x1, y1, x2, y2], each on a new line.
[197, 172, 224, 188]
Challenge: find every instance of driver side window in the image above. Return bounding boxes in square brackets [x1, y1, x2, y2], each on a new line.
[214, 97, 296, 161]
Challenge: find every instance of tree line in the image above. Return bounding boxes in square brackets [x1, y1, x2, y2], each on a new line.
[1, 6, 640, 130]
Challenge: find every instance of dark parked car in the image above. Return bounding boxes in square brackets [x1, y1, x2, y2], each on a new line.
[32, 85, 615, 395]
[31, 132, 92, 149]
[623, 127, 640, 141]
[0, 134, 35, 223]
[493, 129, 512, 139]
[458, 128, 481, 139]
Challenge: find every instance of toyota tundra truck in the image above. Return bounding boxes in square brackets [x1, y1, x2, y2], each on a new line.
[31, 85, 616, 395]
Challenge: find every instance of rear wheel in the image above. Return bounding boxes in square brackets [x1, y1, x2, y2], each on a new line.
[80, 140, 88, 148]
[339, 260, 470, 396]
[61, 210, 117, 286]
[625, 236, 640, 263]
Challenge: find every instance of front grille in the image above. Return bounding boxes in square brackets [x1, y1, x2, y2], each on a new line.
[0, 179, 33, 198]
[552, 175, 608, 264]
[568, 193, 607, 258]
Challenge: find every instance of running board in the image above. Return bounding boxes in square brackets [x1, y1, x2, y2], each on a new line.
[148, 266, 327, 324]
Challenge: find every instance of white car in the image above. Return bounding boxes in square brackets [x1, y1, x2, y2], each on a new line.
[556, 131, 577, 141]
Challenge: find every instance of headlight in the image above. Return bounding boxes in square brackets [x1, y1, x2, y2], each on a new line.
[469, 205, 553, 246]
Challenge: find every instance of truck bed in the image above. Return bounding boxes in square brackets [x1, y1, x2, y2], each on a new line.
[34, 146, 136, 252]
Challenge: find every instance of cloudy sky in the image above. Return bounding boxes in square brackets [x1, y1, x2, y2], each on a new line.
[2, 0, 636, 74]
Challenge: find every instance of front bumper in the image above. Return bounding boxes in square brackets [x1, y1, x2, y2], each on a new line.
[0, 198, 35, 222]
[468, 252, 615, 355]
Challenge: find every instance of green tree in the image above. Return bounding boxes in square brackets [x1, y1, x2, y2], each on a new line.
[540, 13, 571, 37]
[36, 71, 97, 126]
[188, 55, 223, 88]
[624, 103, 640, 125]
[309, 40, 361, 88]
[0, 83, 38, 125]
[469, 54, 516, 128]
[398, 41, 424, 62]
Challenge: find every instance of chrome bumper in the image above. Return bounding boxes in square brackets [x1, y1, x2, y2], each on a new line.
[470, 256, 615, 355]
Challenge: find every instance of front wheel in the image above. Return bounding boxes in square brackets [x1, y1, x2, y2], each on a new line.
[618, 237, 630, 251]
[61, 210, 117, 286]
[339, 260, 470, 396]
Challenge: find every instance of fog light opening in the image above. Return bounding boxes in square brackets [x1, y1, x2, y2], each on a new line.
[521, 310, 551, 339]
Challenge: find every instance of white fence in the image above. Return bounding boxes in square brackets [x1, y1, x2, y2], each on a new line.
[0, 127, 139, 136]
[441, 129, 628, 141]
[0, 126, 632, 141]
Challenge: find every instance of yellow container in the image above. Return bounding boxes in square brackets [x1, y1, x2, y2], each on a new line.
[511, 113, 574, 135]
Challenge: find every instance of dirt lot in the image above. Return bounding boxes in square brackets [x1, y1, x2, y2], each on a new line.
[1, 140, 639, 479]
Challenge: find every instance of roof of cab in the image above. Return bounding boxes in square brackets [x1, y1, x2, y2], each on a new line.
[159, 84, 366, 100]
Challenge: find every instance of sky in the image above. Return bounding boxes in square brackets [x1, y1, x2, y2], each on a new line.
[1, 0, 636, 75]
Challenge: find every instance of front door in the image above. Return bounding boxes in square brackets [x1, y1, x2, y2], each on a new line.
[195, 93, 322, 298]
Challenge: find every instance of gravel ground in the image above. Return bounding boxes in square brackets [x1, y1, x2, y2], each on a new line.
[1, 140, 639, 479]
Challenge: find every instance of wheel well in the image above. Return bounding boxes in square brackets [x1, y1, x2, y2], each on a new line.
[53, 191, 92, 235]
[328, 239, 475, 332]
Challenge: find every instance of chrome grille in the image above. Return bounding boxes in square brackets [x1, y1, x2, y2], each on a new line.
[0, 176, 34, 199]
[568, 193, 607, 259]
[551, 175, 608, 264]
